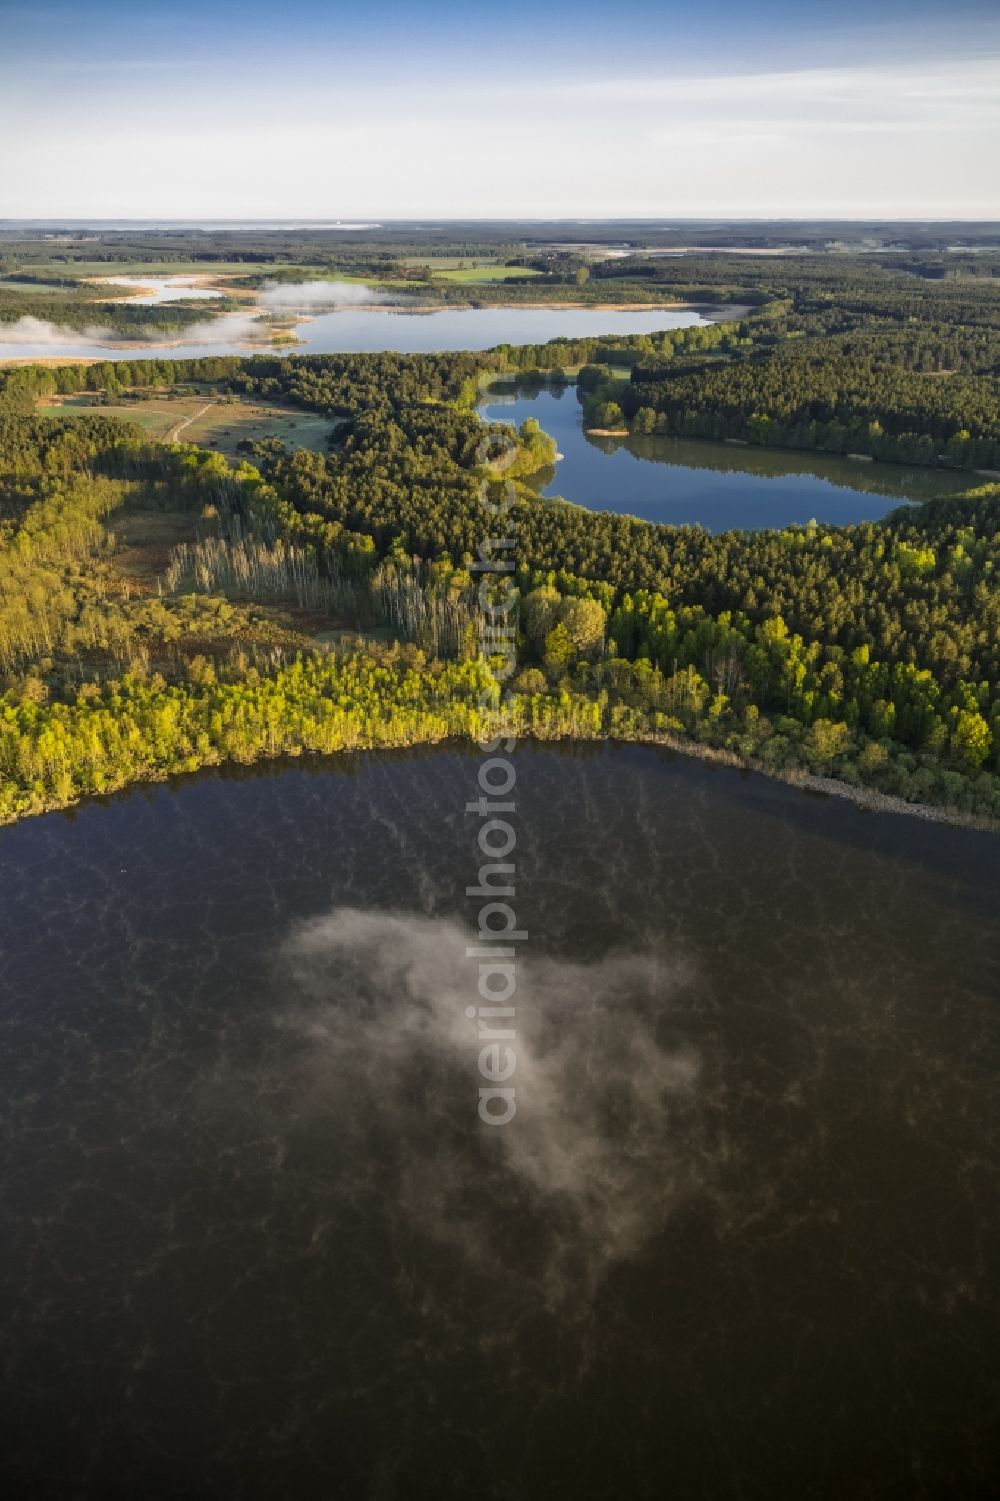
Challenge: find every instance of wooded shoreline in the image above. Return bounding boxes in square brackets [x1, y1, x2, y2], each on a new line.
[4, 727, 993, 833]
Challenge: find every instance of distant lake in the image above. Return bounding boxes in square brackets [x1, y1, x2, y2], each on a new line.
[480, 384, 974, 530]
[287, 303, 723, 354]
[93, 275, 223, 304]
[0, 302, 726, 362]
[1, 743, 998, 1498]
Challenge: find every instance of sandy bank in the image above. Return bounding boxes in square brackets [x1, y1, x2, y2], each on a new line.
[626, 731, 996, 833]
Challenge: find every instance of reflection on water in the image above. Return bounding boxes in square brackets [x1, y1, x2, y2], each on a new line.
[288, 303, 717, 355]
[480, 384, 974, 530]
[1, 743, 998, 1499]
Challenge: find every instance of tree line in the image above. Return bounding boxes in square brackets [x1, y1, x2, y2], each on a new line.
[2, 310, 1000, 822]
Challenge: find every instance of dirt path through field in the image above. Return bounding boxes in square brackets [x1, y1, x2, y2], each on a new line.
[166, 401, 215, 443]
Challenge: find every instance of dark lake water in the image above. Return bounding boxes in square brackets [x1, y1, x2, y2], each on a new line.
[0, 305, 720, 363]
[1, 743, 999, 1500]
[480, 385, 974, 530]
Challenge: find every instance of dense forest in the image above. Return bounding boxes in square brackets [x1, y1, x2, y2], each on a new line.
[5, 220, 998, 269]
[5, 222, 999, 331]
[618, 339, 1000, 466]
[1, 238, 1000, 825]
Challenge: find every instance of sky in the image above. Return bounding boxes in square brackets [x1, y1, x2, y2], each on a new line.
[0, 0, 998, 220]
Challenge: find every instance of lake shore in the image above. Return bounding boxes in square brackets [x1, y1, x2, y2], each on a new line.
[479, 383, 974, 527]
[624, 731, 997, 831]
[0, 297, 732, 366]
[3, 722, 993, 834]
[256, 297, 715, 320]
[86, 275, 258, 305]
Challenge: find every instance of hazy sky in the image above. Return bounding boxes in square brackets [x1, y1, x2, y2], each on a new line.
[1, 0, 998, 219]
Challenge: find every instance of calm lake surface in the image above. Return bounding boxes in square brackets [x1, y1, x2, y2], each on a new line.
[480, 384, 974, 529]
[1, 744, 999, 1500]
[289, 304, 718, 355]
[0, 304, 719, 362]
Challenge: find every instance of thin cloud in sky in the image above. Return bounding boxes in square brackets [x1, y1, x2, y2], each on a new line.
[0, 3, 997, 217]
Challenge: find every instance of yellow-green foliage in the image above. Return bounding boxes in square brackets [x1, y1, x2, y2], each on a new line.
[0, 647, 611, 823]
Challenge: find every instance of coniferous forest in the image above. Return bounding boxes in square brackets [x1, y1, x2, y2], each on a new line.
[5, 0, 1000, 1490]
[2, 245, 1000, 826]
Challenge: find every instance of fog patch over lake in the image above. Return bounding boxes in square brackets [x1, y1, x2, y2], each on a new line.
[265, 907, 702, 1297]
[0, 310, 275, 359]
[1, 303, 721, 361]
[258, 278, 393, 309]
[1, 744, 998, 1497]
[0, 314, 117, 348]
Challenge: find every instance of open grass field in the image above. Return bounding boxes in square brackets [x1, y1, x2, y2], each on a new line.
[37, 395, 189, 439]
[179, 400, 334, 458]
[266, 271, 386, 286]
[399, 255, 477, 270]
[36, 393, 334, 458]
[432, 265, 542, 283]
[0, 278, 75, 295]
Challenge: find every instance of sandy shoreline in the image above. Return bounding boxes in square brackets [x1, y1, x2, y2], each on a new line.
[85, 272, 255, 303]
[626, 731, 996, 832]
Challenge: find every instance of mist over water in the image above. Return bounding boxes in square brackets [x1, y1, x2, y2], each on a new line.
[0, 309, 270, 358]
[1, 743, 998, 1498]
[274, 908, 702, 1294]
[0, 302, 720, 361]
[0, 313, 116, 348]
[258, 279, 390, 309]
[0, 278, 393, 359]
